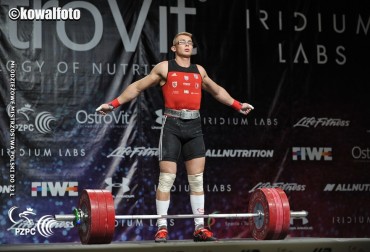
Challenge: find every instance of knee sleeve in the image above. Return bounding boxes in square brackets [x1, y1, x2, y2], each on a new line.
[157, 172, 176, 192]
[188, 173, 204, 193]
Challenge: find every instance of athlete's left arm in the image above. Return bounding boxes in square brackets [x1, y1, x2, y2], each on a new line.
[198, 65, 254, 115]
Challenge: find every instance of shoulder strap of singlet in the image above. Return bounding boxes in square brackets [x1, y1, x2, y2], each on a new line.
[168, 59, 200, 74]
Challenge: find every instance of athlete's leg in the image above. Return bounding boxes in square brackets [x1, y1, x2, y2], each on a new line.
[186, 158, 217, 241]
[185, 157, 205, 229]
[156, 116, 180, 234]
[155, 161, 176, 231]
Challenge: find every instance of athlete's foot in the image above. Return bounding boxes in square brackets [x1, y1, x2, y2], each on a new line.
[155, 227, 168, 243]
[193, 227, 218, 242]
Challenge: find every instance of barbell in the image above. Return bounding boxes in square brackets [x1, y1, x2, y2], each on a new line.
[54, 187, 308, 244]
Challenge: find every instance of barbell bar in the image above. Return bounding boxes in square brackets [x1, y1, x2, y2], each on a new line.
[55, 211, 308, 221]
[53, 187, 308, 244]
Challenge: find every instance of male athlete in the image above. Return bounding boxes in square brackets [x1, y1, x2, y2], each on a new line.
[97, 32, 254, 242]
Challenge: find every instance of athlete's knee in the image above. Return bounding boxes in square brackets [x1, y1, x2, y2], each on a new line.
[188, 172, 204, 193]
[157, 172, 176, 192]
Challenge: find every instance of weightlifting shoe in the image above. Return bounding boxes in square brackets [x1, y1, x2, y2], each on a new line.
[155, 227, 168, 243]
[193, 227, 218, 242]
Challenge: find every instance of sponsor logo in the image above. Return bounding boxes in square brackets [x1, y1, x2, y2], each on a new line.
[152, 109, 166, 129]
[203, 116, 278, 126]
[249, 182, 306, 193]
[1, 148, 85, 157]
[154, 184, 232, 193]
[172, 81, 177, 88]
[7, 206, 73, 238]
[352, 146, 370, 162]
[115, 219, 175, 228]
[104, 177, 135, 199]
[206, 149, 273, 158]
[108, 147, 159, 158]
[107, 147, 272, 159]
[4, 1, 197, 54]
[293, 117, 350, 128]
[324, 183, 370, 192]
[292, 147, 332, 161]
[31, 182, 78, 197]
[290, 216, 313, 231]
[332, 215, 370, 224]
[76, 110, 130, 127]
[7, 104, 56, 134]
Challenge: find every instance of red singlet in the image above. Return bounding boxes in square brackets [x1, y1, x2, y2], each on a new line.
[162, 60, 202, 110]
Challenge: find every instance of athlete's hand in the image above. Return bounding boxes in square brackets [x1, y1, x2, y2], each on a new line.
[96, 104, 113, 115]
[239, 103, 254, 115]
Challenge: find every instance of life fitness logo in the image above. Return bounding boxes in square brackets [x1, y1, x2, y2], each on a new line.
[7, 104, 56, 134]
[7, 206, 73, 237]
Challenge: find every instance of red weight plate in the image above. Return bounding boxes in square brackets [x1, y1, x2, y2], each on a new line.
[102, 190, 115, 243]
[269, 188, 284, 239]
[248, 188, 278, 240]
[78, 189, 115, 244]
[95, 190, 108, 244]
[78, 189, 100, 244]
[274, 187, 291, 239]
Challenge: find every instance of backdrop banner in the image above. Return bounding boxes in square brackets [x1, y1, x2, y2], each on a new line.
[0, 0, 369, 244]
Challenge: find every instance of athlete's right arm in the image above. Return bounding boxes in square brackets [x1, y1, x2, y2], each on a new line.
[96, 61, 168, 114]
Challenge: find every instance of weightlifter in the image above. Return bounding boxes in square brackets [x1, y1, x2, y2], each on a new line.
[97, 32, 254, 242]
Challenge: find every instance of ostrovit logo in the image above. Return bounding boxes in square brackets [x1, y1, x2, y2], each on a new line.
[31, 182, 78, 196]
[76, 110, 130, 125]
[292, 147, 332, 161]
[8, 7, 80, 21]
[352, 146, 370, 161]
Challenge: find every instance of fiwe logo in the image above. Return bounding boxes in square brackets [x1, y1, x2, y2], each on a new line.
[31, 182, 78, 196]
[292, 147, 332, 161]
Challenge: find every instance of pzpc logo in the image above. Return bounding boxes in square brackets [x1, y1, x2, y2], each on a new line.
[292, 147, 332, 161]
[7, 103, 56, 134]
[7, 206, 73, 238]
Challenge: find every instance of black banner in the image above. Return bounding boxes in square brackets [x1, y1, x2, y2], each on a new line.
[0, 0, 369, 243]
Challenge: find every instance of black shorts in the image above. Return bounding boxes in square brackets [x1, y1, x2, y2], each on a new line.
[159, 116, 205, 162]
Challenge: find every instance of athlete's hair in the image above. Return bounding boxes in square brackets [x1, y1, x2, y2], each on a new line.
[172, 32, 193, 45]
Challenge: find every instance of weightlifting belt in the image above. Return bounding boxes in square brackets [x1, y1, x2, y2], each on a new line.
[164, 108, 200, 120]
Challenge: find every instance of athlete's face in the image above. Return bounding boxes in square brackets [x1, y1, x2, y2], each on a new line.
[172, 35, 193, 56]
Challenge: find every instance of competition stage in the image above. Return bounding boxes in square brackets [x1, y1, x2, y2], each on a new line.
[1, 238, 370, 252]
